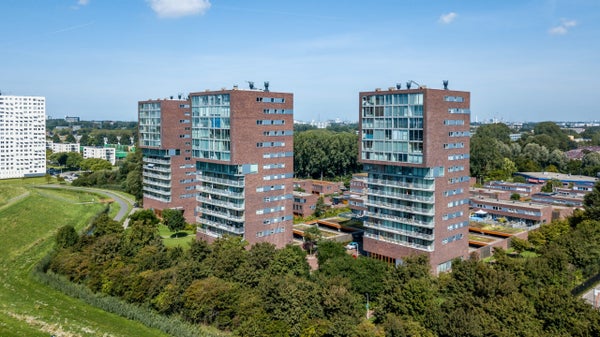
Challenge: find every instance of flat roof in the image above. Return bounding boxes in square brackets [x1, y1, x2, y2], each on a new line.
[516, 172, 598, 184]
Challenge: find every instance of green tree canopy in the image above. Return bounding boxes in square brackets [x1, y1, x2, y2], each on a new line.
[162, 208, 186, 233]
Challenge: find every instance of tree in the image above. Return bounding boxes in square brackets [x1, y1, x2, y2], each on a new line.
[584, 181, 600, 221]
[510, 193, 521, 201]
[129, 209, 159, 226]
[49, 152, 69, 167]
[541, 178, 562, 193]
[66, 152, 83, 170]
[314, 196, 327, 217]
[80, 158, 112, 171]
[533, 121, 575, 151]
[52, 133, 61, 143]
[107, 134, 119, 145]
[303, 225, 322, 255]
[79, 133, 90, 146]
[55, 225, 79, 248]
[65, 133, 76, 143]
[473, 123, 512, 144]
[162, 208, 186, 233]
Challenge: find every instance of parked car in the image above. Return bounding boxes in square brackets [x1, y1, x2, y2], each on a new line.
[345, 242, 358, 250]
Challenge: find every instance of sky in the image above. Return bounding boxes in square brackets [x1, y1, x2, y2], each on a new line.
[1, 0, 599, 123]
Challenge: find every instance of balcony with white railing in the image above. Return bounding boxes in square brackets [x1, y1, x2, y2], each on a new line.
[144, 165, 171, 173]
[368, 212, 434, 228]
[144, 157, 170, 164]
[197, 173, 244, 187]
[364, 232, 434, 252]
[197, 186, 244, 199]
[143, 178, 171, 188]
[364, 221, 434, 240]
[197, 195, 244, 211]
[367, 188, 434, 203]
[199, 207, 245, 222]
[143, 185, 171, 196]
[198, 218, 245, 235]
[365, 200, 434, 216]
[143, 171, 171, 180]
[368, 178, 434, 191]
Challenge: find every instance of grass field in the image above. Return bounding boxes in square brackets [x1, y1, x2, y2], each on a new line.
[0, 179, 170, 337]
[158, 224, 196, 249]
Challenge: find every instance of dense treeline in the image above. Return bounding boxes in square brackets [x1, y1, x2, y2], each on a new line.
[47, 183, 600, 336]
[470, 122, 600, 180]
[294, 129, 361, 179]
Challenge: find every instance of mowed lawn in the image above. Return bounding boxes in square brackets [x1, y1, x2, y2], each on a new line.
[0, 179, 169, 337]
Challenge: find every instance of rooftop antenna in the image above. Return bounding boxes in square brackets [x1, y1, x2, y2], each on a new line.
[264, 81, 270, 92]
[247, 81, 255, 90]
[406, 80, 421, 89]
[396, 83, 401, 90]
[443, 80, 449, 90]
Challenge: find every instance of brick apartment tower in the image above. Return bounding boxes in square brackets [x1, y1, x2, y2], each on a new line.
[359, 83, 471, 273]
[138, 98, 197, 223]
[190, 86, 294, 248]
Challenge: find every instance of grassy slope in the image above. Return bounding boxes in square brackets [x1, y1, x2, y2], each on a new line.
[0, 180, 169, 337]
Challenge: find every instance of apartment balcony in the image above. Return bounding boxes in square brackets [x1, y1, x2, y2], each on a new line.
[198, 218, 245, 235]
[364, 232, 434, 252]
[368, 212, 434, 228]
[197, 195, 244, 211]
[367, 188, 434, 203]
[365, 200, 434, 216]
[144, 157, 170, 164]
[364, 222, 434, 241]
[143, 178, 171, 188]
[199, 207, 245, 222]
[197, 174, 244, 187]
[368, 178, 434, 191]
[144, 193, 171, 203]
[196, 226, 221, 238]
[143, 171, 171, 180]
[143, 165, 171, 173]
[198, 186, 244, 199]
[143, 185, 171, 196]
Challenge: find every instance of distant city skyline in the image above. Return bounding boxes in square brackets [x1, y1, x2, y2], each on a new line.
[2, 0, 599, 122]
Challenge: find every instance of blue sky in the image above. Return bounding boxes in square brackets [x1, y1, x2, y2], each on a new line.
[1, 0, 599, 123]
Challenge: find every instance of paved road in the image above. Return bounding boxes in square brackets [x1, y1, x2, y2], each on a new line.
[34, 185, 136, 224]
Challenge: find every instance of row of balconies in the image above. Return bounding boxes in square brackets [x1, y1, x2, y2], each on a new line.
[365, 200, 434, 216]
[198, 218, 244, 235]
[367, 188, 434, 203]
[197, 174, 244, 187]
[197, 195, 245, 211]
[364, 222, 434, 241]
[368, 212, 434, 228]
[198, 186, 244, 199]
[364, 232, 434, 252]
[368, 178, 434, 191]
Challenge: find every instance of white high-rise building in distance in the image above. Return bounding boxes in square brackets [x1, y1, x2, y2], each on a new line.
[0, 94, 46, 179]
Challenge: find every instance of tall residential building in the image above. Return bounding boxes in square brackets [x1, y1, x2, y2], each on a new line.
[359, 84, 471, 273]
[0, 94, 46, 179]
[190, 87, 294, 248]
[138, 99, 197, 223]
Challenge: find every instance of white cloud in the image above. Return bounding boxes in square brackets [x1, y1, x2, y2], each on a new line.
[549, 18, 577, 35]
[78, 0, 90, 5]
[147, 0, 211, 18]
[439, 12, 457, 24]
